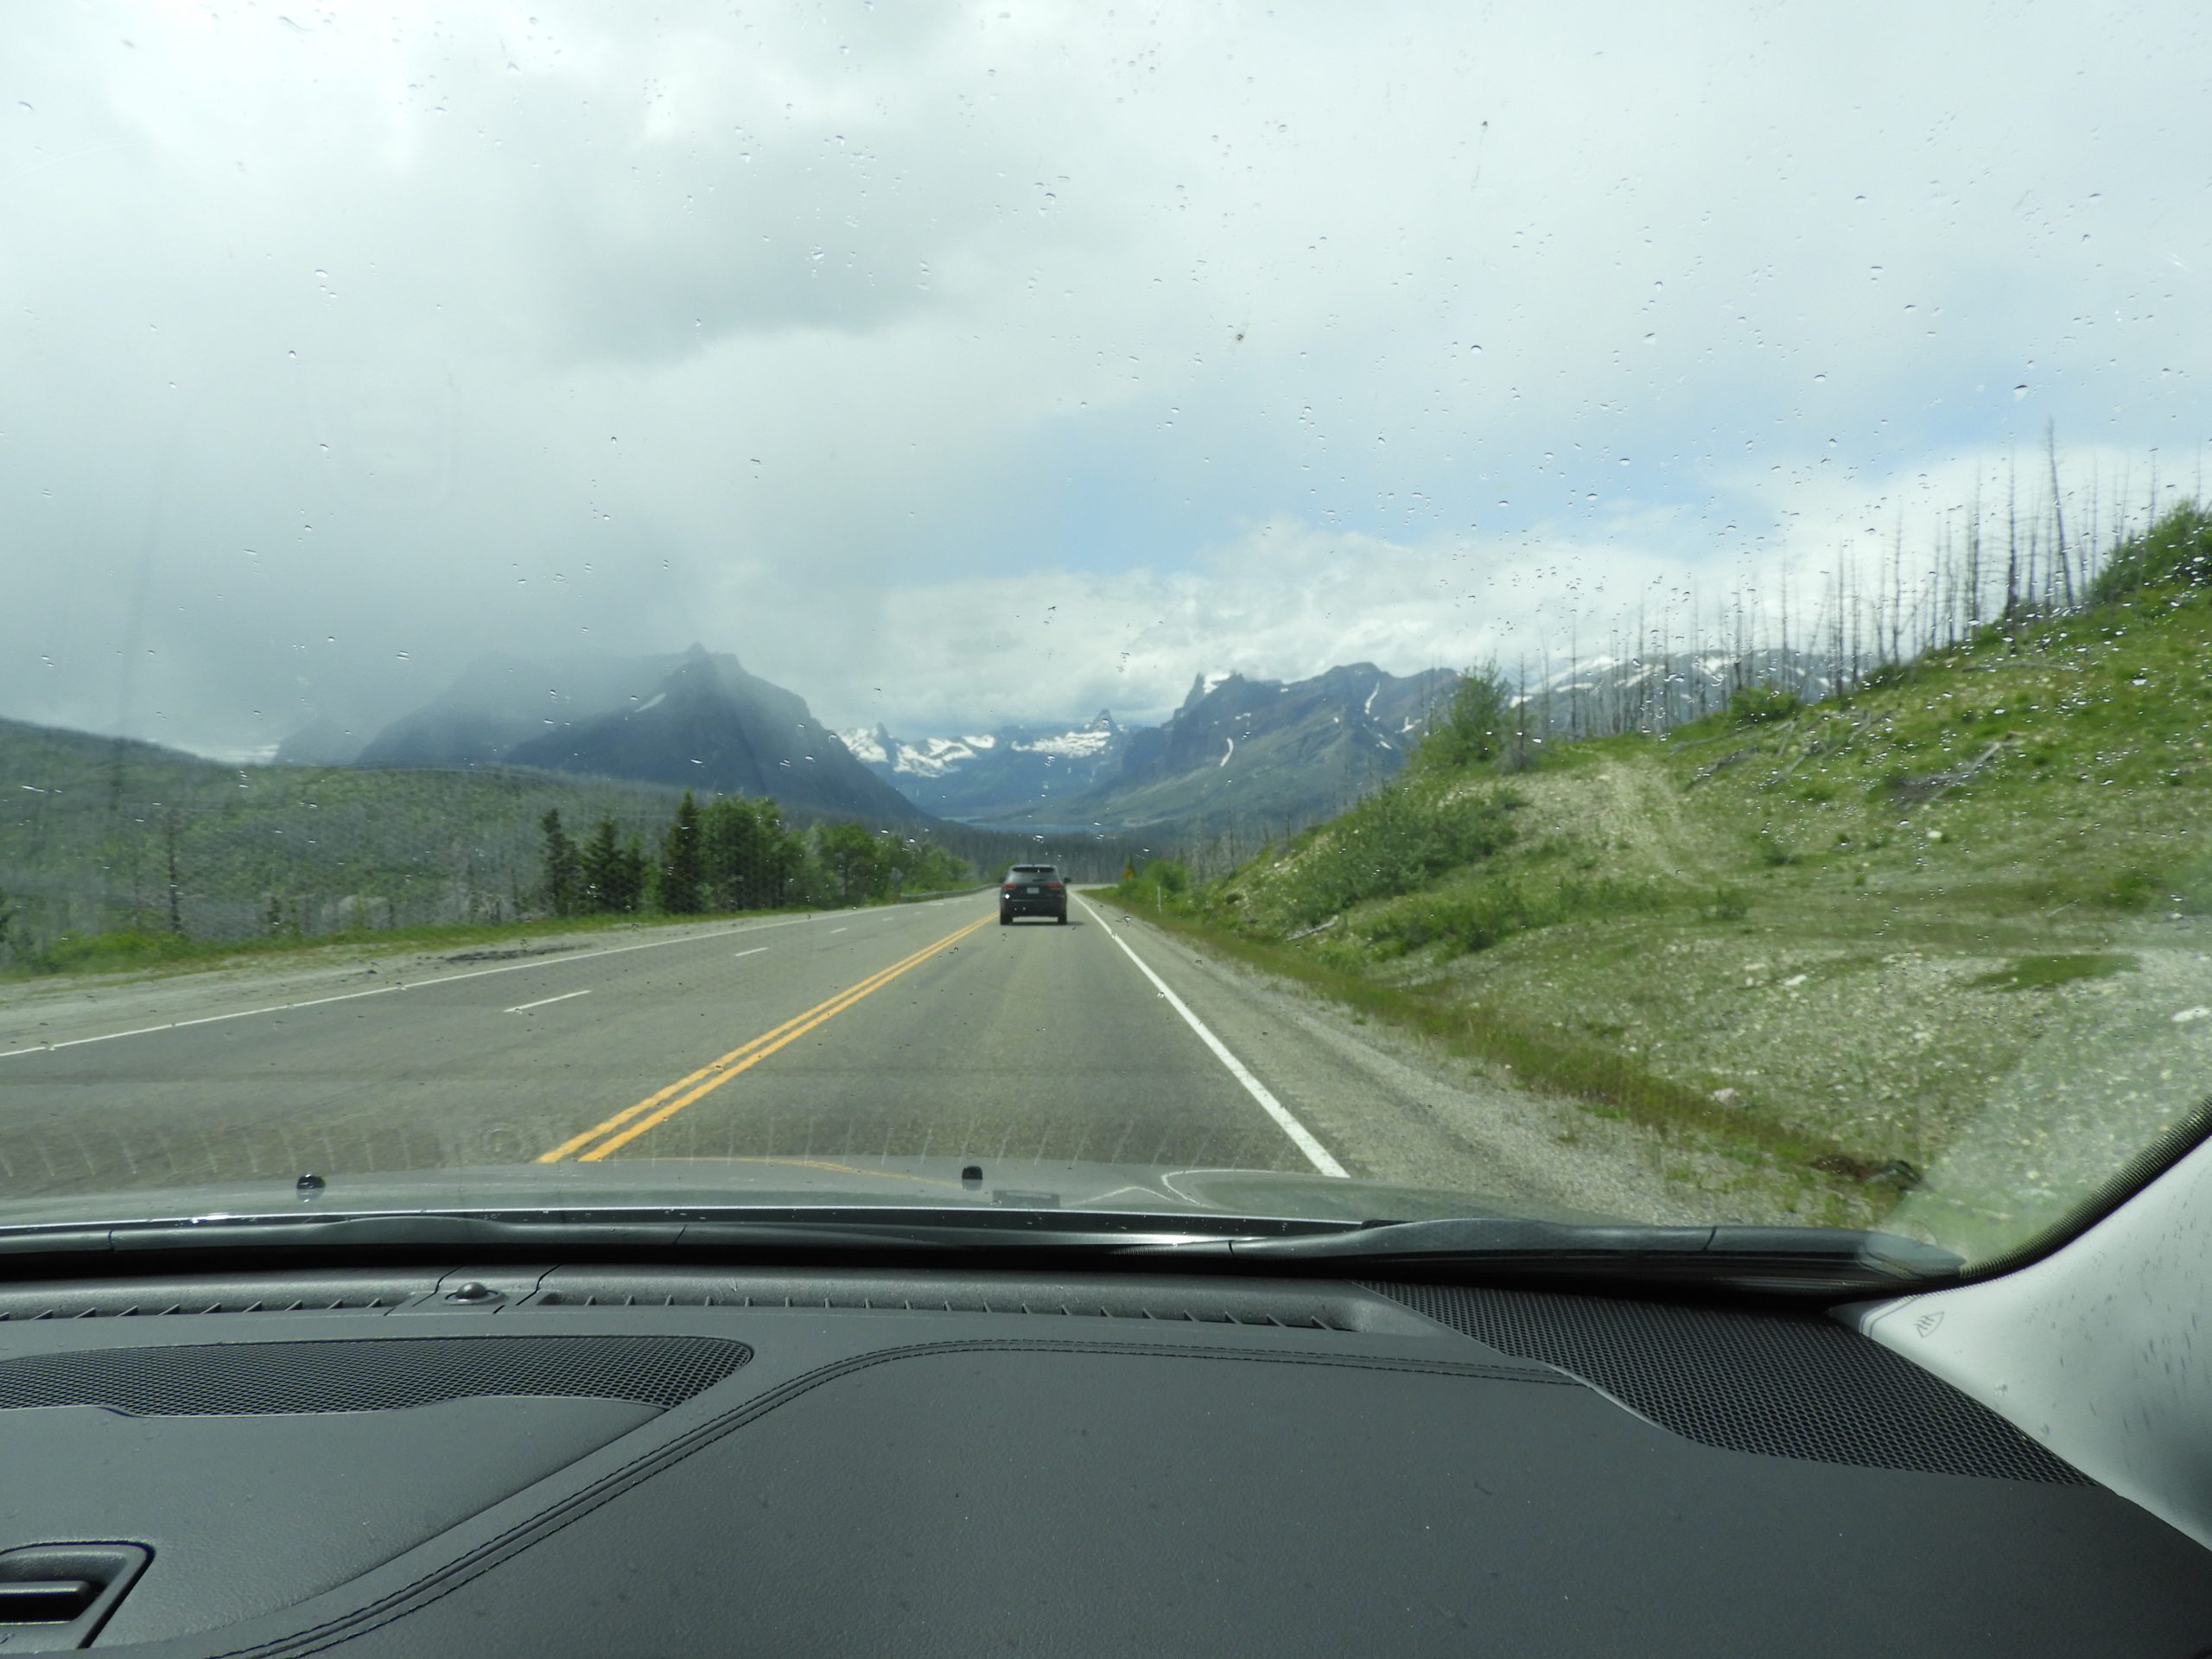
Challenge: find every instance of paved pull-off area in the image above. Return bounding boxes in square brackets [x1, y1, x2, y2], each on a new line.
[0, 893, 1721, 1223]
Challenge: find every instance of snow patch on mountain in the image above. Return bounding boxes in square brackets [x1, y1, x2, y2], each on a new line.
[837, 727, 890, 766]
[1015, 727, 1116, 759]
[893, 735, 985, 777]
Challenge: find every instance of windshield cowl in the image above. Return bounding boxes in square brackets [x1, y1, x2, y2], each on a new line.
[0, 1161, 1961, 1295]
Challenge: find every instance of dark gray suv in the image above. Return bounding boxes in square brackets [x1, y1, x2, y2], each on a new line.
[999, 864, 1068, 924]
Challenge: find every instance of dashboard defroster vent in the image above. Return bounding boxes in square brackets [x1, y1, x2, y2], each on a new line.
[0, 1334, 750, 1418]
[528, 1287, 1354, 1327]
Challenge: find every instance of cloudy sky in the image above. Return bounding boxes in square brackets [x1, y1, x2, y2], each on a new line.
[3, 1, 2207, 756]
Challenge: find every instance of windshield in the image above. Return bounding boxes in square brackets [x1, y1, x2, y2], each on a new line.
[1, 3, 2206, 1276]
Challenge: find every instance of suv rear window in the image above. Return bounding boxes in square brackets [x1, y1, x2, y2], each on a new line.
[1007, 866, 1058, 878]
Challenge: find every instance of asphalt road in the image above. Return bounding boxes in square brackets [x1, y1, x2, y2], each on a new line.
[0, 893, 1387, 1205]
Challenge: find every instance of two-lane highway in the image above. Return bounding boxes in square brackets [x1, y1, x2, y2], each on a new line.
[0, 895, 1347, 1203]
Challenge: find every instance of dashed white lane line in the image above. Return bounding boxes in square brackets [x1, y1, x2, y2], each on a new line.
[732, 947, 769, 960]
[1073, 894, 1347, 1179]
[0, 983, 406, 1061]
[505, 988, 593, 1014]
[0, 898, 978, 1060]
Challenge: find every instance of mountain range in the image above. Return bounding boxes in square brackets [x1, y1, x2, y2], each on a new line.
[836, 713, 1126, 819]
[278, 644, 1842, 834]
[843, 664, 1460, 830]
[338, 646, 922, 822]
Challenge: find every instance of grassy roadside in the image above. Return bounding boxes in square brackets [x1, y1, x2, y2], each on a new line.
[0, 886, 984, 985]
[1107, 506, 2212, 1249]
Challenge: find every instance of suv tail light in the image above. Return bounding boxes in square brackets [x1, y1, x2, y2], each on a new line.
[1046, 881, 1064, 891]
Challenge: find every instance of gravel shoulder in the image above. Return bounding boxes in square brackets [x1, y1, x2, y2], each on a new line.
[1096, 899, 1822, 1229]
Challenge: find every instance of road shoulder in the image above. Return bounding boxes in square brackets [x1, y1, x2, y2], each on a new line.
[1084, 896, 1807, 1227]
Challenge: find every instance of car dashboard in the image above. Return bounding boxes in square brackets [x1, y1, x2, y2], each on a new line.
[0, 1262, 2205, 1657]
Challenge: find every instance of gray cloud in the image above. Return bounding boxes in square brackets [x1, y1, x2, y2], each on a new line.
[1, 1, 2205, 755]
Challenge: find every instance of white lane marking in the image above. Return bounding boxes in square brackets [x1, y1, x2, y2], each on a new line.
[732, 947, 769, 960]
[505, 988, 593, 1014]
[0, 899, 977, 1060]
[1073, 895, 1347, 1179]
[0, 984, 406, 1058]
[829, 927, 849, 934]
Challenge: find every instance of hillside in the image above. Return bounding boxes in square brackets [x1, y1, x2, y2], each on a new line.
[0, 720, 706, 947]
[1155, 505, 2212, 1256]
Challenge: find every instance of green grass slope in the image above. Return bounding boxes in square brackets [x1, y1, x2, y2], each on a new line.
[1141, 507, 2212, 1255]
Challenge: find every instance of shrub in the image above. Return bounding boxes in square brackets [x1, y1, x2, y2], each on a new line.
[1280, 786, 1518, 926]
[1417, 666, 1514, 770]
[1703, 886, 1751, 922]
[1113, 859, 1194, 912]
[1366, 882, 1542, 957]
[1728, 684, 1802, 726]
[1364, 874, 1666, 958]
[2097, 869, 2159, 912]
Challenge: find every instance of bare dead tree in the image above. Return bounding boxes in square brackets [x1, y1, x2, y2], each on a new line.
[2004, 458, 2021, 632]
[1889, 515, 1905, 666]
[1965, 481, 1983, 634]
[163, 806, 183, 936]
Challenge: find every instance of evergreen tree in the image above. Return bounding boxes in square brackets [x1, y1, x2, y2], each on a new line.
[657, 791, 706, 914]
[579, 817, 645, 914]
[1417, 664, 1513, 770]
[615, 835, 649, 913]
[538, 809, 582, 917]
[815, 822, 890, 903]
[701, 796, 805, 910]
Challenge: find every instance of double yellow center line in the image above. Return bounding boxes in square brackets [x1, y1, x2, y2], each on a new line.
[538, 912, 993, 1163]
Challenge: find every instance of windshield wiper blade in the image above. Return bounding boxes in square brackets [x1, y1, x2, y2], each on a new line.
[1160, 1218, 1963, 1288]
[0, 1205, 1233, 1262]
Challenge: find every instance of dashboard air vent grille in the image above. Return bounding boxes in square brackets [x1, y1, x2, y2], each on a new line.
[0, 1334, 750, 1417]
[527, 1289, 1351, 1328]
[0, 1294, 402, 1320]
